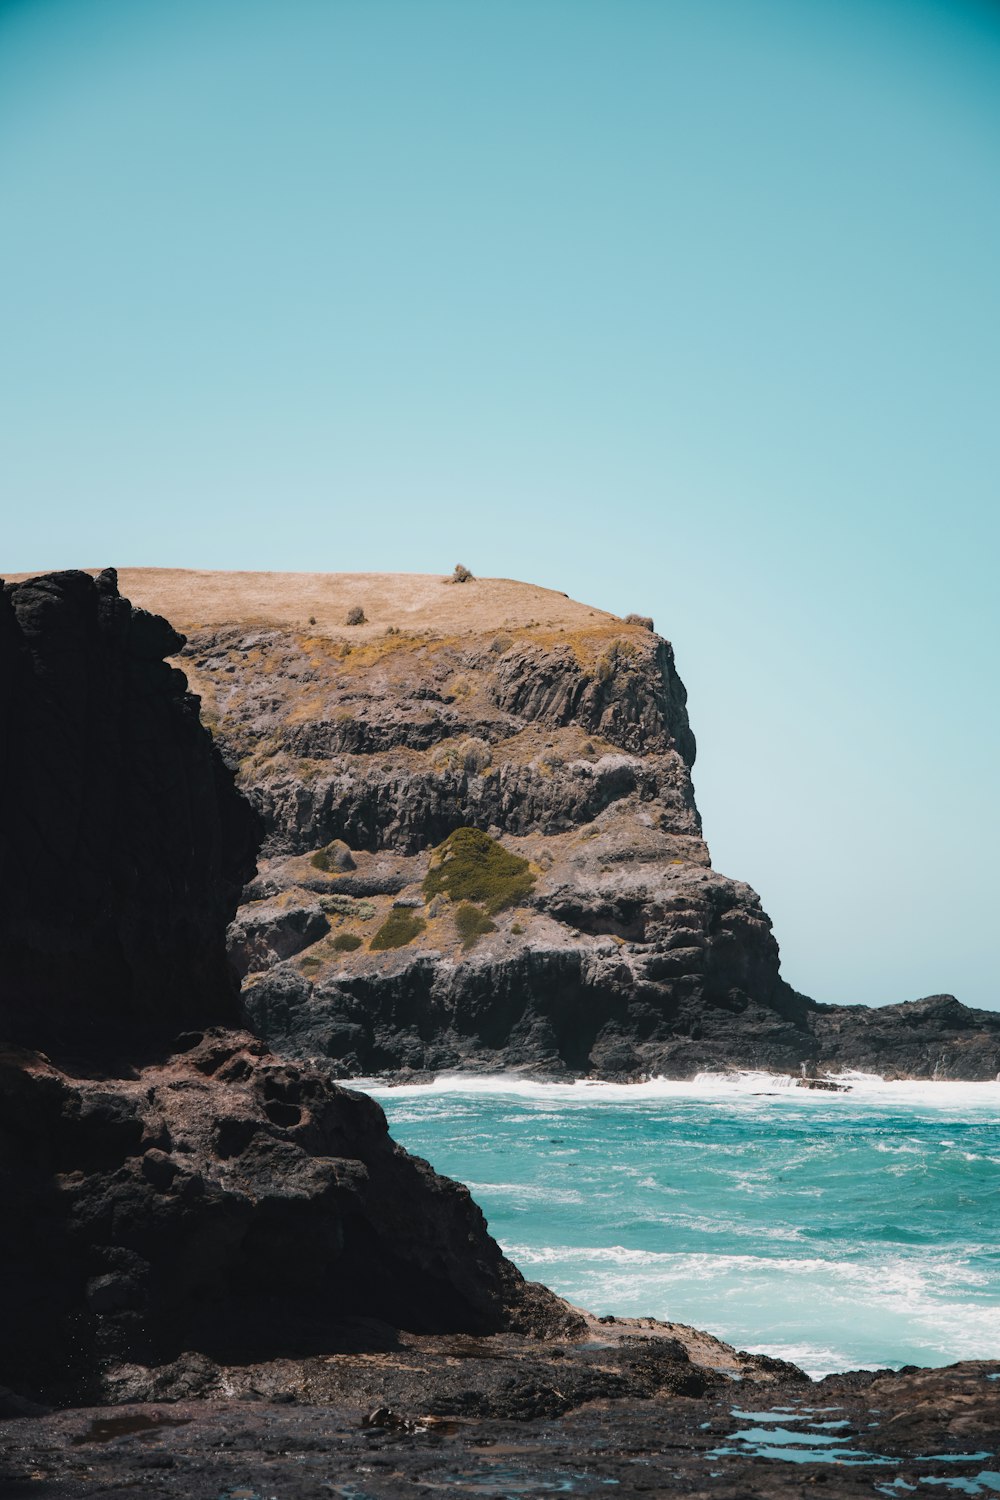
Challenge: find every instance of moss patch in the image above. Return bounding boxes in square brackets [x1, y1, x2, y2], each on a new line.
[455, 903, 497, 951]
[331, 931, 363, 952]
[423, 827, 535, 915]
[370, 908, 426, 951]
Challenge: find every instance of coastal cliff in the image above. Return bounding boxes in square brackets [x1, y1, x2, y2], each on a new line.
[63, 566, 997, 1083]
[2, 568, 999, 1498]
[0, 571, 570, 1406]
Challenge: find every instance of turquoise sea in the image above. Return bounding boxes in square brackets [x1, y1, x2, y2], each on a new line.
[363, 1073, 1000, 1378]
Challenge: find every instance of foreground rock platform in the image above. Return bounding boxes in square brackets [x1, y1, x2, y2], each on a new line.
[3, 1351, 999, 1498]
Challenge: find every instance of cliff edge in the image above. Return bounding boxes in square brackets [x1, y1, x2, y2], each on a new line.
[49, 566, 998, 1083]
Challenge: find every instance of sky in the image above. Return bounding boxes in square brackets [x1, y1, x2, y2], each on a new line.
[2, 0, 998, 1010]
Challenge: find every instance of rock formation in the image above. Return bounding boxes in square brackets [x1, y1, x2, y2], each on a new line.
[38, 566, 994, 1083]
[0, 568, 258, 1057]
[0, 570, 570, 1406]
[3, 567, 999, 1496]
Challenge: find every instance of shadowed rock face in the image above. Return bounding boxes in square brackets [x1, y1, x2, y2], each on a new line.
[0, 569, 259, 1057]
[0, 1031, 571, 1404]
[0, 571, 572, 1404]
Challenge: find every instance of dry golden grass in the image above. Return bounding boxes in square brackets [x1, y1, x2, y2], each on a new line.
[7, 567, 629, 640]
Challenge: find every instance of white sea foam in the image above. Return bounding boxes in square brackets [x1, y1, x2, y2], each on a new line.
[359, 1069, 1000, 1113]
[742, 1342, 866, 1379]
[369, 1064, 1000, 1375]
[501, 1241, 1000, 1370]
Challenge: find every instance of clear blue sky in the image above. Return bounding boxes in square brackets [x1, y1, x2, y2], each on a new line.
[2, 0, 998, 1009]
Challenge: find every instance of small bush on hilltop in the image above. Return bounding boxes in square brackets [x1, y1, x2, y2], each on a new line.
[345, 605, 366, 625]
[370, 908, 426, 951]
[446, 563, 474, 583]
[423, 827, 535, 915]
[455, 902, 496, 951]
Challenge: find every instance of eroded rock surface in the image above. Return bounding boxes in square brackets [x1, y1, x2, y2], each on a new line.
[78, 567, 993, 1081]
[3, 1355, 999, 1498]
[0, 1031, 572, 1405]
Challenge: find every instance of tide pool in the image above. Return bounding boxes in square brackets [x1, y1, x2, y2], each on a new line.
[362, 1072, 1000, 1378]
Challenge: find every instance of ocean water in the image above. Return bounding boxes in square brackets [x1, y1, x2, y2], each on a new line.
[362, 1072, 1000, 1378]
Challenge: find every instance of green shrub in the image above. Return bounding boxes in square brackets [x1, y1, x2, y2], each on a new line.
[511, 922, 525, 935]
[299, 954, 322, 973]
[331, 931, 363, 952]
[423, 827, 535, 915]
[455, 903, 496, 951]
[370, 908, 426, 951]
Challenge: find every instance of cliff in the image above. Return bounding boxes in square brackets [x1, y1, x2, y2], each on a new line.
[0, 570, 570, 1405]
[0, 569, 258, 1056]
[3, 568, 999, 1494]
[57, 567, 998, 1082]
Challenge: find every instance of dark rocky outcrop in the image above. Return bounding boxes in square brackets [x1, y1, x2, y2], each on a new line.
[0, 572, 572, 1405]
[0, 1031, 572, 1405]
[0, 569, 258, 1058]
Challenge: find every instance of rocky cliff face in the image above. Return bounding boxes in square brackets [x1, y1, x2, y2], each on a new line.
[20, 568, 996, 1083]
[171, 581, 813, 1078]
[152, 569, 994, 1083]
[0, 571, 570, 1404]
